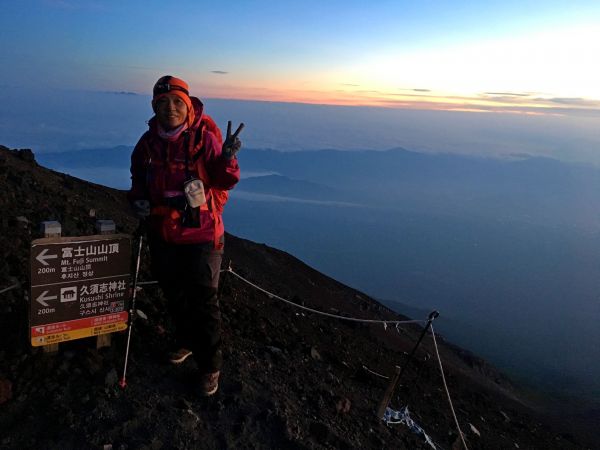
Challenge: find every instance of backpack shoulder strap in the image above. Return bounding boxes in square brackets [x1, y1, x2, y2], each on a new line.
[200, 114, 223, 147]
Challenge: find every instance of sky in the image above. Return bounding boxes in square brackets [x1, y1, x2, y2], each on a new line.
[2, 0, 600, 163]
[2, 0, 600, 115]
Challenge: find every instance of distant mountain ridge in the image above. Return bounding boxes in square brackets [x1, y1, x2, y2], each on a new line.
[38, 146, 600, 230]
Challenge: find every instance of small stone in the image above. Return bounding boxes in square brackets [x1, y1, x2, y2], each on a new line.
[266, 346, 283, 355]
[469, 423, 480, 437]
[16, 216, 29, 227]
[336, 397, 351, 414]
[186, 408, 200, 423]
[104, 369, 118, 386]
[310, 347, 322, 361]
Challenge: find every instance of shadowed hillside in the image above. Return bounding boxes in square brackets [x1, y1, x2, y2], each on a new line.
[0, 145, 592, 449]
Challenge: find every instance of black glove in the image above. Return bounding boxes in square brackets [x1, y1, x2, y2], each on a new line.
[132, 200, 150, 218]
[222, 121, 245, 160]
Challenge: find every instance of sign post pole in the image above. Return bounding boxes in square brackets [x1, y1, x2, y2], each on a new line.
[95, 220, 115, 350]
[39, 221, 62, 354]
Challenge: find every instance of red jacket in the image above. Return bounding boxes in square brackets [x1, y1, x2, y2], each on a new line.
[129, 97, 240, 245]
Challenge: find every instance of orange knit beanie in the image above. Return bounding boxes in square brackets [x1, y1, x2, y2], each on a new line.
[152, 75, 195, 126]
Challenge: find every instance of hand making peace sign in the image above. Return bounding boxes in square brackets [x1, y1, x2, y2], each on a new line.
[222, 120, 245, 159]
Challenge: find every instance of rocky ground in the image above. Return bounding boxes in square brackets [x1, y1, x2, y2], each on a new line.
[0, 145, 594, 449]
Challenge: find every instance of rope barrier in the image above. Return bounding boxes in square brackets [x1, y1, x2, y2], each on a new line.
[226, 268, 428, 326]
[83, 260, 466, 447]
[0, 283, 20, 294]
[136, 269, 228, 287]
[123, 258, 472, 450]
[225, 266, 461, 446]
[430, 323, 468, 450]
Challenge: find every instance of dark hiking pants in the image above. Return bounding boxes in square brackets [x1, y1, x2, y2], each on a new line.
[149, 236, 224, 373]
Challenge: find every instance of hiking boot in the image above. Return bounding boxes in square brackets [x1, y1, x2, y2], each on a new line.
[168, 348, 193, 365]
[201, 371, 220, 396]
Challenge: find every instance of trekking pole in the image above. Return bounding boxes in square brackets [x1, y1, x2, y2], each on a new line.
[377, 310, 439, 419]
[119, 221, 145, 388]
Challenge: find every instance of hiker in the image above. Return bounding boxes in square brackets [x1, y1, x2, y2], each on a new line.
[128, 75, 243, 396]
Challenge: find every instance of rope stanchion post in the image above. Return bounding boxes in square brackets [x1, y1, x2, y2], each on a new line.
[376, 310, 439, 420]
[377, 365, 402, 420]
[218, 260, 233, 296]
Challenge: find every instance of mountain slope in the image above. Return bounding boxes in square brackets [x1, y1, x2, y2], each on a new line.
[0, 145, 589, 449]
